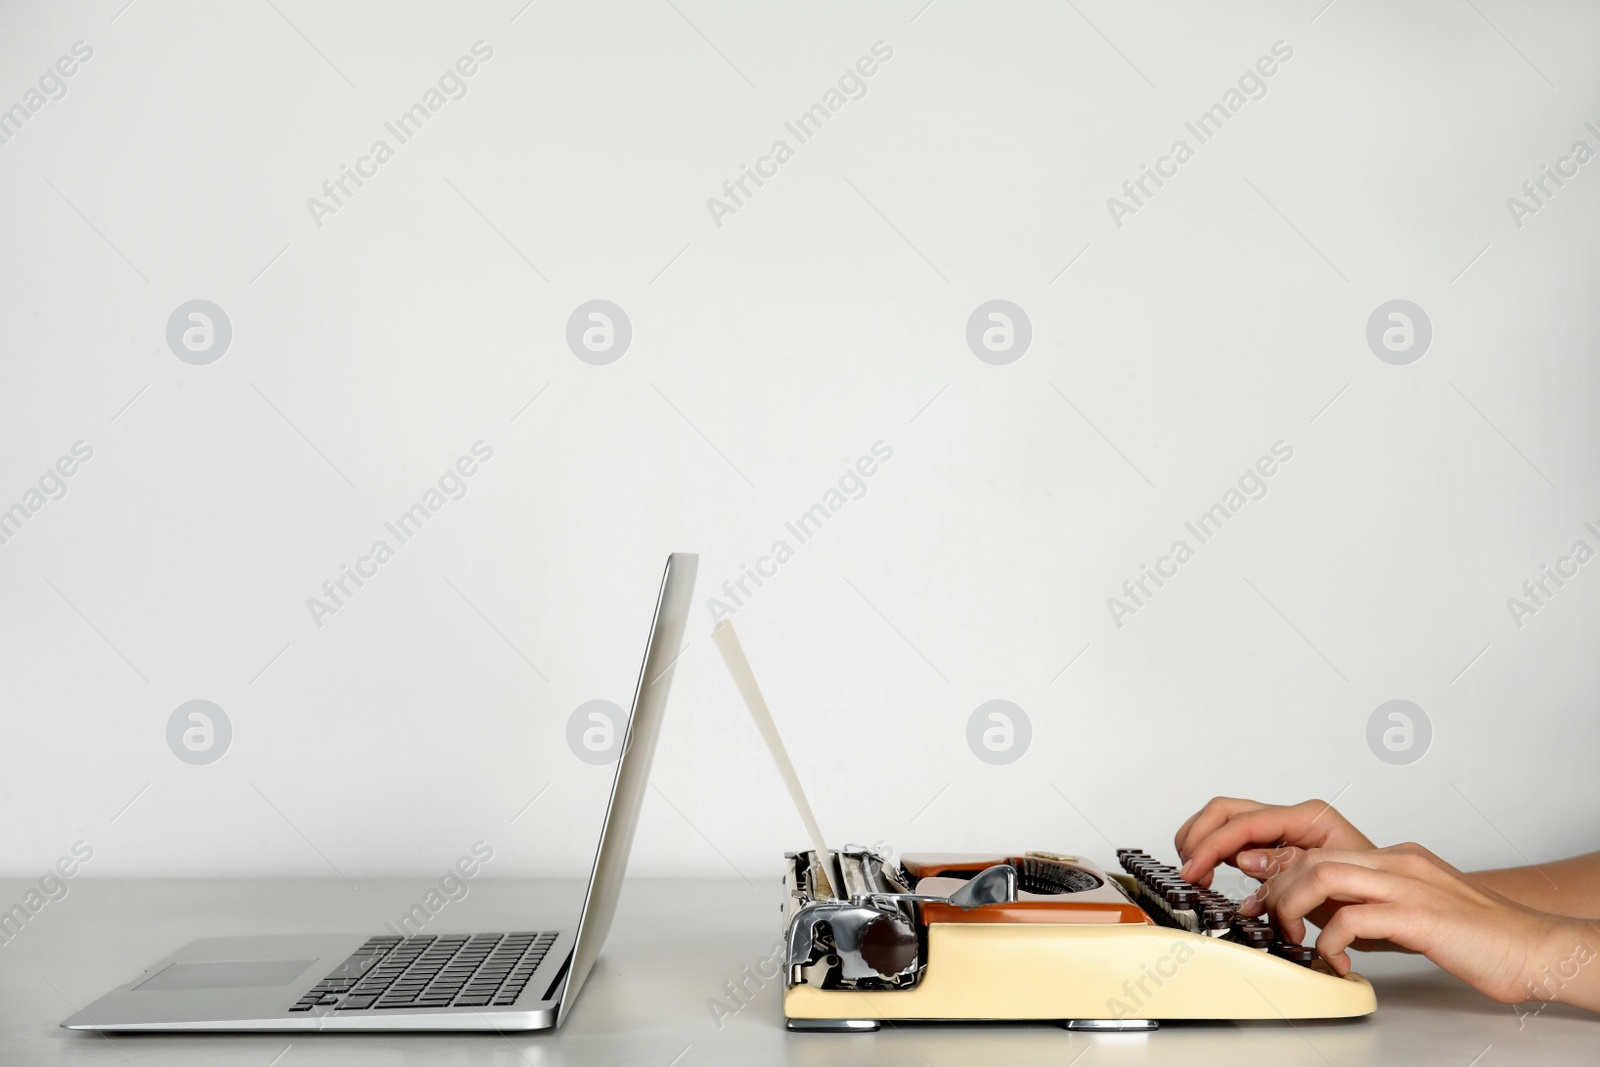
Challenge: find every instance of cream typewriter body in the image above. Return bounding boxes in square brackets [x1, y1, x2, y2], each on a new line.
[781, 847, 1376, 1032]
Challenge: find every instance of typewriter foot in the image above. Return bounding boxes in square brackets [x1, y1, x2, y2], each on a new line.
[787, 1018, 880, 1033]
[1065, 1019, 1159, 1032]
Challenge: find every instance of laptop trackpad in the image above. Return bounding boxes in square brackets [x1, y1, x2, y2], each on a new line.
[134, 959, 316, 991]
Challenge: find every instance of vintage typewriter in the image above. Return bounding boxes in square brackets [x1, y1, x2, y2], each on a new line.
[710, 620, 1376, 1033]
[780, 846, 1376, 1032]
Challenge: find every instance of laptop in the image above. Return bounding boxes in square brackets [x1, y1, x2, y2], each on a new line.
[62, 553, 697, 1033]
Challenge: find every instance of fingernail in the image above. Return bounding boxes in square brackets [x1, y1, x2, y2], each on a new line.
[1238, 850, 1266, 873]
[1178, 861, 1193, 880]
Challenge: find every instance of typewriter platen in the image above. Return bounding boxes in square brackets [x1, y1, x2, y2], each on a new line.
[782, 846, 1376, 1031]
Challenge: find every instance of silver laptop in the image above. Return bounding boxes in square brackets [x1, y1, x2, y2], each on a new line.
[62, 553, 697, 1033]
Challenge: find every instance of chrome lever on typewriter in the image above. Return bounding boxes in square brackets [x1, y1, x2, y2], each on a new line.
[860, 862, 1020, 910]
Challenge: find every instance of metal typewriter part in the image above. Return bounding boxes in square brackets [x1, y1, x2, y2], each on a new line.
[784, 849, 1020, 989]
[781, 846, 1377, 1032]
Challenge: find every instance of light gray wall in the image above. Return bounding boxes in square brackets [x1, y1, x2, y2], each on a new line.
[3, 1, 1597, 887]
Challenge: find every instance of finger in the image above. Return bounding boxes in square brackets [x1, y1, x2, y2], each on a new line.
[1295, 846, 1424, 875]
[1240, 877, 1308, 943]
[1315, 903, 1407, 976]
[1237, 847, 1305, 914]
[1237, 845, 1305, 881]
[1176, 796, 1255, 854]
[1238, 847, 1385, 914]
[1267, 861, 1401, 940]
[1234, 848, 1312, 942]
[1236, 845, 1413, 923]
[1180, 805, 1325, 882]
[1174, 797, 1256, 862]
[1235, 844, 1376, 940]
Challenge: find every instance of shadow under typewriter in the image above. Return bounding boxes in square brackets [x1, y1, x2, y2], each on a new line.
[781, 848, 1377, 1032]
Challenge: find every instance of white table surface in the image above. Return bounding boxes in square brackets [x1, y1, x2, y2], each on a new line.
[2, 877, 1595, 1066]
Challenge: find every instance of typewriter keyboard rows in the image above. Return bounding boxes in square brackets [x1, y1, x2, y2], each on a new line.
[290, 932, 558, 1012]
[1116, 849, 1317, 967]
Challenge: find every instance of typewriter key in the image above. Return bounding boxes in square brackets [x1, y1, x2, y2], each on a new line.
[1165, 888, 1199, 910]
[1237, 924, 1272, 948]
[1271, 943, 1317, 965]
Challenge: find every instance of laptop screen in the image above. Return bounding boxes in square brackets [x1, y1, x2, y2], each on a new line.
[557, 552, 697, 1024]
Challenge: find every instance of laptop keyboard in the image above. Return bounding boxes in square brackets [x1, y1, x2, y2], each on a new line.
[290, 932, 558, 1012]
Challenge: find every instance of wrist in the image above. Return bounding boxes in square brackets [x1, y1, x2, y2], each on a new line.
[1520, 916, 1600, 1006]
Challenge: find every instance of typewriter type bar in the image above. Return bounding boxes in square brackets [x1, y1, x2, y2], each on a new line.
[781, 846, 1376, 1031]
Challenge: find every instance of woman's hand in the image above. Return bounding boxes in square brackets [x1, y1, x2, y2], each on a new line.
[1238, 842, 1586, 1005]
[1174, 796, 1375, 887]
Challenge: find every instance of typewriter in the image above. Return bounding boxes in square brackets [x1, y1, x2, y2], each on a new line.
[781, 846, 1377, 1032]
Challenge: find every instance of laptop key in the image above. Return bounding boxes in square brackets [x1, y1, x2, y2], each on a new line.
[296, 930, 561, 1014]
